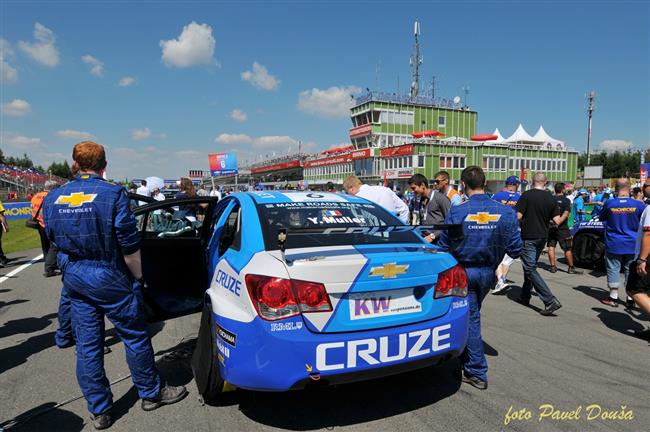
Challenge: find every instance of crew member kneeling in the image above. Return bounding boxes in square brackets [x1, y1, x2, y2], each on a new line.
[44, 141, 187, 430]
[438, 166, 522, 389]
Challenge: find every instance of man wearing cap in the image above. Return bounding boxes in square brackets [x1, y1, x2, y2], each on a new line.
[44, 141, 187, 429]
[573, 189, 589, 222]
[491, 176, 522, 294]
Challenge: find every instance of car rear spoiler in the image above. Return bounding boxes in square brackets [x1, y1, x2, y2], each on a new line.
[276, 224, 463, 262]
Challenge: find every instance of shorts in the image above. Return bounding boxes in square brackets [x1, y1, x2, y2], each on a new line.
[547, 229, 572, 250]
[626, 262, 650, 297]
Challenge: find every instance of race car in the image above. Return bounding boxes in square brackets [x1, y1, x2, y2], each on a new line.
[133, 191, 469, 402]
[571, 217, 605, 268]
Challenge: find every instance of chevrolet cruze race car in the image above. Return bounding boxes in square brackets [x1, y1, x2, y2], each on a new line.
[133, 191, 469, 402]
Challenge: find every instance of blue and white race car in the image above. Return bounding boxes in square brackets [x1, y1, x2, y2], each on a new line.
[133, 191, 469, 402]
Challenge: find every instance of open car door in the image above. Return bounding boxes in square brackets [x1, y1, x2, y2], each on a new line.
[133, 197, 222, 321]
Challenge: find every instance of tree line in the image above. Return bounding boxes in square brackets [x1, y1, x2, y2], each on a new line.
[577, 149, 650, 179]
[0, 149, 71, 178]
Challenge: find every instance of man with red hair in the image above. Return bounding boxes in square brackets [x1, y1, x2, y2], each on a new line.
[44, 142, 187, 430]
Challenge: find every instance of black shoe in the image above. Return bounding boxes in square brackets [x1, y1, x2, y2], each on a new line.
[549, 266, 557, 273]
[92, 412, 112, 430]
[103, 345, 112, 355]
[540, 300, 562, 316]
[141, 385, 188, 411]
[625, 299, 635, 310]
[0, 256, 9, 266]
[514, 297, 530, 307]
[461, 372, 488, 390]
[567, 266, 583, 274]
[44, 270, 60, 278]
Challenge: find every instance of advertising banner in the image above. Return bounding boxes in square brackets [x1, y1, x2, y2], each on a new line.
[2, 202, 32, 220]
[209, 153, 238, 176]
[640, 163, 650, 185]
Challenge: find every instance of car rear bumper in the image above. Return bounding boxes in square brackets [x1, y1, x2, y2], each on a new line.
[212, 301, 469, 391]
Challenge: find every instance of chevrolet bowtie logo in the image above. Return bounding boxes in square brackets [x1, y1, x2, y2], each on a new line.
[369, 262, 409, 279]
[465, 212, 501, 224]
[54, 192, 97, 208]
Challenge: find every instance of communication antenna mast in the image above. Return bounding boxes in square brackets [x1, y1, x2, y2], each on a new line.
[375, 61, 381, 92]
[586, 91, 596, 165]
[409, 20, 422, 100]
[462, 85, 470, 108]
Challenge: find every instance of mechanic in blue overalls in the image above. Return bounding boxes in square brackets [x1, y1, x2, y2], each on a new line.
[44, 142, 187, 430]
[438, 166, 523, 390]
[491, 176, 522, 294]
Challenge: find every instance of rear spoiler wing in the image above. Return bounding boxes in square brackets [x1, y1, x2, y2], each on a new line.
[276, 224, 463, 260]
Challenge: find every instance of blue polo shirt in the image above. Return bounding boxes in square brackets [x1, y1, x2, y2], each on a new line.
[492, 190, 521, 208]
[599, 197, 645, 255]
[573, 196, 586, 222]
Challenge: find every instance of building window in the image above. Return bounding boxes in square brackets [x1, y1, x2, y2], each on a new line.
[418, 155, 425, 167]
[438, 115, 446, 128]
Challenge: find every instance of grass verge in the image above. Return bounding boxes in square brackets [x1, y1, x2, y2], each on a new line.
[2, 219, 42, 254]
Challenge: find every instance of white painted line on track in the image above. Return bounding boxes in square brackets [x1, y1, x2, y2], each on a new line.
[0, 254, 44, 284]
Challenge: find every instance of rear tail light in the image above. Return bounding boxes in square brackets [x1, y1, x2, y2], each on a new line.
[434, 265, 468, 299]
[245, 274, 332, 321]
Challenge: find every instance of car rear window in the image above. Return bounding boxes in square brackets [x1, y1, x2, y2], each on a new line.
[257, 201, 421, 250]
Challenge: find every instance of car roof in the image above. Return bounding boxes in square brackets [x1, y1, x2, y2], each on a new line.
[237, 190, 370, 205]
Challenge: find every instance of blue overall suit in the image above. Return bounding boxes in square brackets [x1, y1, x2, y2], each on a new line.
[44, 173, 161, 415]
[438, 194, 523, 381]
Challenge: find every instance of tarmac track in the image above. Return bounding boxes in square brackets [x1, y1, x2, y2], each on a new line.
[0, 249, 648, 432]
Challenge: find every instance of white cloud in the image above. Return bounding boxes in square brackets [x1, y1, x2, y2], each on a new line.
[160, 22, 216, 68]
[131, 127, 152, 141]
[118, 76, 136, 87]
[1, 133, 42, 149]
[174, 150, 203, 162]
[253, 135, 298, 149]
[55, 129, 94, 140]
[297, 85, 362, 118]
[241, 62, 279, 91]
[0, 39, 18, 83]
[81, 54, 105, 76]
[2, 99, 31, 116]
[215, 133, 252, 144]
[113, 147, 140, 159]
[144, 145, 157, 152]
[18, 23, 59, 67]
[230, 109, 247, 122]
[599, 139, 633, 153]
[159, 133, 167, 139]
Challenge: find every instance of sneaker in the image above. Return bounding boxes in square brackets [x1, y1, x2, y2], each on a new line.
[600, 297, 618, 307]
[514, 297, 530, 307]
[540, 300, 562, 316]
[44, 271, 61, 278]
[625, 299, 635, 310]
[0, 256, 9, 266]
[492, 279, 509, 294]
[141, 385, 188, 411]
[461, 372, 488, 390]
[549, 266, 557, 273]
[92, 412, 112, 430]
[567, 266, 583, 274]
[103, 345, 112, 355]
[633, 326, 650, 341]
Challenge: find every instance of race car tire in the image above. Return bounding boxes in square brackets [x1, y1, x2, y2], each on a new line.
[572, 232, 605, 269]
[191, 303, 224, 404]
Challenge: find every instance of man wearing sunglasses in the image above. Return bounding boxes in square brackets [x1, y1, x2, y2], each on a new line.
[434, 171, 462, 206]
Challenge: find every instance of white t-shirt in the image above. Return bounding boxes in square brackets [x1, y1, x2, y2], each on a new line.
[136, 185, 150, 196]
[356, 184, 410, 224]
[636, 205, 650, 257]
[210, 189, 222, 200]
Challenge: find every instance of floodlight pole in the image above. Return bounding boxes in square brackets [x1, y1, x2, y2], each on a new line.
[586, 91, 596, 165]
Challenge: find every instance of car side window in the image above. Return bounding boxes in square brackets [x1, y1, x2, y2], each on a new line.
[142, 203, 202, 238]
[218, 206, 241, 256]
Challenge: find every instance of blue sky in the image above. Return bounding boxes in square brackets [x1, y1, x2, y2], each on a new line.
[1, 0, 648, 179]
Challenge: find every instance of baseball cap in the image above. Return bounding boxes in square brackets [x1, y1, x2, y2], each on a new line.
[579, 188, 588, 194]
[505, 176, 520, 185]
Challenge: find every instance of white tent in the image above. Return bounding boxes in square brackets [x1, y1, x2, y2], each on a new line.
[505, 124, 537, 143]
[533, 125, 565, 149]
[486, 128, 507, 144]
